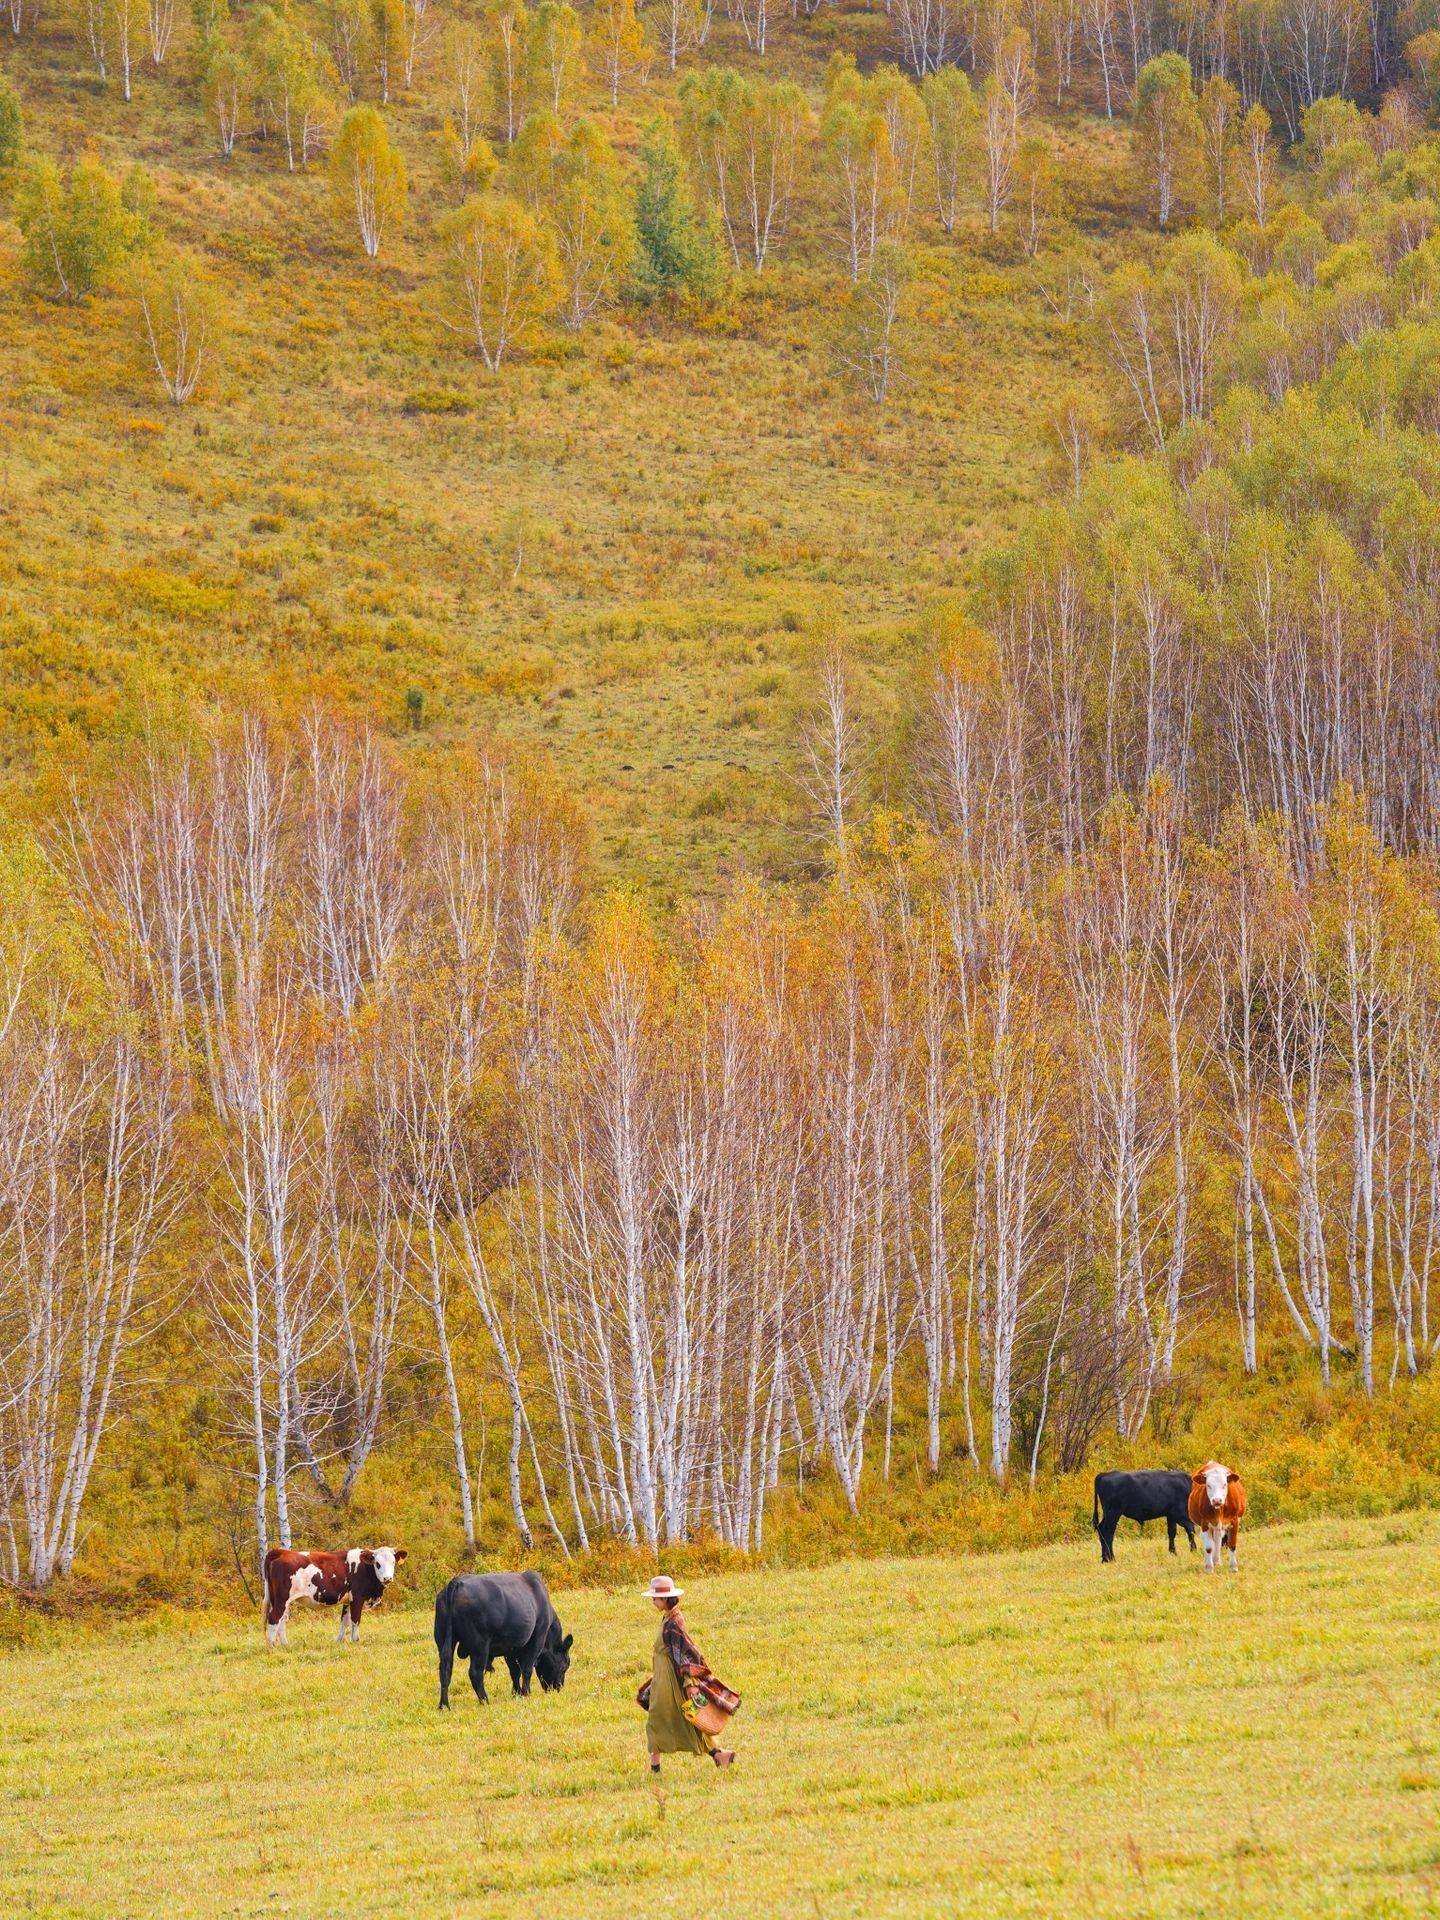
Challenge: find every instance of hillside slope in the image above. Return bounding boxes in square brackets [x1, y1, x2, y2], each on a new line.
[0, 17, 1120, 888]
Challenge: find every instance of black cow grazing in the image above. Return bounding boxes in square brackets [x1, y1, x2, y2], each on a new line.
[1092, 1470, 1197, 1563]
[434, 1570, 573, 1710]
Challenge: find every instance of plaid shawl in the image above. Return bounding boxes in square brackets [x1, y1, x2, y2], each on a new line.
[662, 1610, 742, 1715]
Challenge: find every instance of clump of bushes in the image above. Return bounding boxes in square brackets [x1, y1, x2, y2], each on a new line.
[14, 153, 152, 303]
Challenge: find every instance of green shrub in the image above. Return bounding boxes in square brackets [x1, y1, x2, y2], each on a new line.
[401, 388, 474, 415]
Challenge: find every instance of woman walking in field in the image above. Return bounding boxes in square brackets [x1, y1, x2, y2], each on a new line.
[637, 1575, 740, 1773]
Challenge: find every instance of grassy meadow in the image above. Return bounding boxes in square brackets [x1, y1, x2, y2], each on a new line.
[5, 1510, 1440, 1918]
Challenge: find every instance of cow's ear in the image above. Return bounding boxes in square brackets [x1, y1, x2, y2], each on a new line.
[1227, 1471, 1239, 1482]
[562, 1634, 573, 1652]
[1191, 1469, 1206, 1482]
[395, 1549, 408, 1562]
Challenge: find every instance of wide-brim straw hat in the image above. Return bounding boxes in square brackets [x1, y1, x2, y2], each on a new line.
[642, 1575, 684, 1600]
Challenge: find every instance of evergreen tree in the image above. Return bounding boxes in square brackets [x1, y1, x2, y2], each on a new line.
[630, 113, 720, 302]
[190, 0, 230, 65]
[0, 72, 21, 172]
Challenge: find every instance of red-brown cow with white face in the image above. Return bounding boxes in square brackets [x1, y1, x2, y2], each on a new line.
[1187, 1463, 1246, 1572]
[262, 1546, 407, 1647]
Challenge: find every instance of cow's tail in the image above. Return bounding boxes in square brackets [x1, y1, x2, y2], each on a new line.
[261, 1546, 281, 1626]
[1091, 1482, 1100, 1534]
[434, 1579, 457, 1711]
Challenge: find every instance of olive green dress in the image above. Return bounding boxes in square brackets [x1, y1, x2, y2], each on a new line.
[645, 1624, 713, 1756]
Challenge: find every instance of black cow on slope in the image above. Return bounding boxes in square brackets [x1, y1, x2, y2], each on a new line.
[1092, 1470, 1197, 1563]
[434, 1570, 573, 1709]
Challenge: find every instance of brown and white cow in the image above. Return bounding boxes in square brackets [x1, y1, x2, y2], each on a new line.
[1187, 1463, 1246, 1573]
[262, 1546, 407, 1648]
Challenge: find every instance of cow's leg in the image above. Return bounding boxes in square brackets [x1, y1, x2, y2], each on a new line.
[1184, 1521, 1197, 1552]
[350, 1597, 364, 1642]
[337, 1600, 350, 1644]
[516, 1643, 540, 1696]
[1098, 1511, 1118, 1563]
[1166, 1517, 1178, 1555]
[519, 1623, 547, 1696]
[1227, 1524, 1239, 1572]
[469, 1641, 490, 1705]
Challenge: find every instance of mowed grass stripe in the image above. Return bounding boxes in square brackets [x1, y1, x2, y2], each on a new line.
[3, 1511, 1439, 1918]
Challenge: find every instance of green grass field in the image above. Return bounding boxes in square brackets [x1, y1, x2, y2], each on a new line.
[5, 1511, 1440, 1918]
